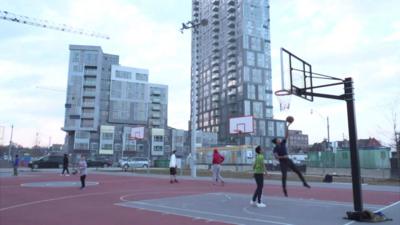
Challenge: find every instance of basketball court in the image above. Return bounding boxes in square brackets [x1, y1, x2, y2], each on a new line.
[0, 170, 398, 225]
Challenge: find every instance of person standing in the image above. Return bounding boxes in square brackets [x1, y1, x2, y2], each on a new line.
[78, 155, 87, 190]
[61, 154, 70, 176]
[13, 154, 19, 176]
[250, 146, 266, 207]
[169, 150, 178, 183]
[212, 148, 225, 186]
[272, 119, 310, 197]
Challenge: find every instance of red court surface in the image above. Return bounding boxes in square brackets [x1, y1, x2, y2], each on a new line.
[1, 171, 399, 225]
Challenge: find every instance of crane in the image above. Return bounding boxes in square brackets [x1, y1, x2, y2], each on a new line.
[0, 10, 110, 39]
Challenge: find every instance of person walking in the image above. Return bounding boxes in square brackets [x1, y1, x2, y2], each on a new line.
[250, 146, 267, 207]
[78, 155, 87, 190]
[13, 154, 19, 176]
[61, 154, 70, 176]
[272, 118, 310, 197]
[169, 150, 178, 183]
[212, 148, 225, 186]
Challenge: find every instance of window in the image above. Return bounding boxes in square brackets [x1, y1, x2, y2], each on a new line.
[268, 121, 275, 136]
[246, 51, 255, 66]
[247, 84, 256, 99]
[252, 102, 263, 118]
[101, 144, 113, 149]
[136, 73, 148, 81]
[252, 69, 262, 83]
[154, 135, 163, 142]
[101, 133, 113, 140]
[115, 70, 132, 79]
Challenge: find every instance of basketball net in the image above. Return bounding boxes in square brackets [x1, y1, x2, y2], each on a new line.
[275, 90, 292, 111]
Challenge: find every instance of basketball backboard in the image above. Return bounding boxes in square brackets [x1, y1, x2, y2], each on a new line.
[229, 116, 254, 134]
[280, 48, 313, 101]
[129, 127, 144, 140]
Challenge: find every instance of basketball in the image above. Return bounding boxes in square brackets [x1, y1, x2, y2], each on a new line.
[286, 116, 294, 123]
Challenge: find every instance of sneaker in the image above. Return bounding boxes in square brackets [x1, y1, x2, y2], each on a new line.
[304, 183, 311, 188]
[256, 202, 266, 208]
[170, 180, 173, 184]
[283, 189, 288, 197]
[174, 179, 178, 183]
[250, 200, 256, 206]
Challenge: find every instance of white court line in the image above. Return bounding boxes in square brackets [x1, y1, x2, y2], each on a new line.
[242, 207, 285, 219]
[131, 201, 294, 225]
[342, 200, 400, 225]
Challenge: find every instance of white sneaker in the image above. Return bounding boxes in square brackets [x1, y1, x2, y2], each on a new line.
[66, 174, 70, 176]
[250, 200, 256, 206]
[256, 202, 266, 208]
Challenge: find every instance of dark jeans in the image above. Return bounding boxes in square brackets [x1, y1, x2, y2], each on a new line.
[80, 175, 86, 188]
[62, 167, 69, 174]
[279, 158, 307, 190]
[252, 173, 264, 203]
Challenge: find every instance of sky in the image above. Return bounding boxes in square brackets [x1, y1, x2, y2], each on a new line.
[0, 0, 399, 148]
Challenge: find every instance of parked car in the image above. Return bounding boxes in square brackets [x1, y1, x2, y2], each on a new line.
[29, 155, 64, 169]
[86, 157, 112, 168]
[120, 157, 150, 169]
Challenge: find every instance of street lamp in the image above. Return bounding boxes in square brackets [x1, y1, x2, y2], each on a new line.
[310, 109, 331, 150]
[180, 18, 208, 178]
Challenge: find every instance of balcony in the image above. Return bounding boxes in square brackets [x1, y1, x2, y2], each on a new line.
[227, 50, 236, 58]
[211, 87, 220, 94]
[212, 27, 220, 32]
[212, 19, 220, 25]
[81, 113, 94, 118]
[212, 5, 219, 12]
[212, 95, 219, 102]
[212, 33, 219, 39]
[228, 80, 237, 88]
[228, 5, 235, 12]
[212, 81, 220, 88]
[83, 91, 96, 97]
[228, 22, 235, 28]
[212, 13, 219, 19]
[152, 98, 161, 103]
[227, 65, 236, 73]
[228, 44, 236, 50]
[193, 0, 199, 5]
[152, 105, 161, 111]
[212, 0, 219, 5]
[83, 80, 96, 87]
[211, 59, 219, 67]
[212, 54, 219, 60]
[212, 48, 219, 53]
[151, 113, 161, 119]
[211, 66, 219, 73]
[228, 0, 235, 5]
[211, 73, 219, 80]
[151, 90, 161, 96]
[212, 41, 219, 47]
[227, 57, 236, 65]
[227, 73, 236, 80]
[84, 69, 97, 77]
[228, 88, 237, 96]
[228, 37, 236, 43]
[193, 12, 199, 17]
[82, 102, 95, 108]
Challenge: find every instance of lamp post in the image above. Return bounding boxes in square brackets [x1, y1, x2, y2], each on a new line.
[180, 18, 208, 178]
[311, 109, 331, 150]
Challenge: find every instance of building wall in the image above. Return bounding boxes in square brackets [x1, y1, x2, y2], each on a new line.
[63, 45, 169, 161]
[191, 0, 282, 147]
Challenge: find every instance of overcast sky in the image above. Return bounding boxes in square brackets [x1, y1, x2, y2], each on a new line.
[0, 0, 399, 148]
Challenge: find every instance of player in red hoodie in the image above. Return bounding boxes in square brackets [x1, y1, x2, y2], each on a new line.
[212, 149, 225, 186]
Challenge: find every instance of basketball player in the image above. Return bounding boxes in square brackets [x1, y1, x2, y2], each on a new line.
[272, 116, 310, 197]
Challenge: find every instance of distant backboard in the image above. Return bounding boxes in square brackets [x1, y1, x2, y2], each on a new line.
[280, 48, 313, 101]
[129, 127, 144, 140]
[229, 116, 254, 134]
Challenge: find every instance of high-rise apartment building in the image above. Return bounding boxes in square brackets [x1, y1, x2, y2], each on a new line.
[63, 45, 168, 159]
[191, 0, 285, 147]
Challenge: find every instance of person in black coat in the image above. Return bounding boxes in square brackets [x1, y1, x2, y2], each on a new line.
[61, 154, 70, 176]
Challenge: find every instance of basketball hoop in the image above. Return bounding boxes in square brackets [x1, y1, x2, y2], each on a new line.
[275, 89, 292, 111]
